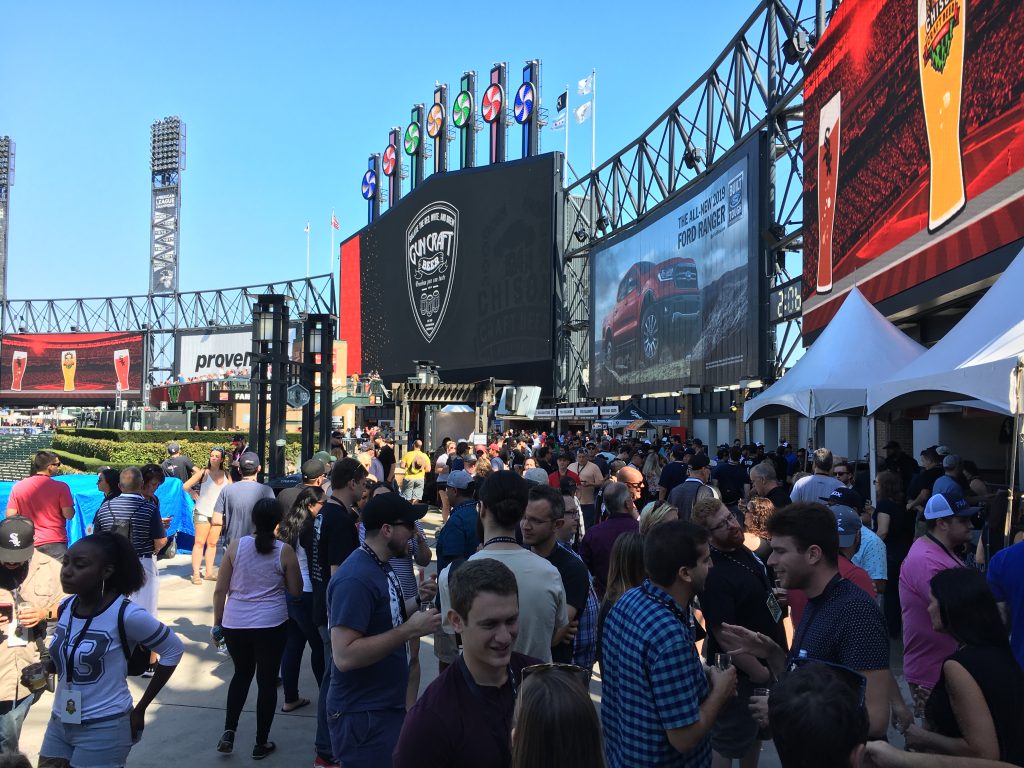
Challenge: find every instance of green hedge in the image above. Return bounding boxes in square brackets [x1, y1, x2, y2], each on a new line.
[52, 450, 115, 473]
[51, 434, 301, 470]
[59, 428, 302, 445]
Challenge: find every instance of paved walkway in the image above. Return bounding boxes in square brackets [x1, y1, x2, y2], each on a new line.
[18, 510, 913, 766]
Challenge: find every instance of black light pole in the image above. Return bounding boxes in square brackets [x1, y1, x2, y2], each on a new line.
[251, 293, 289, 481]
[301, 314, 336, 460]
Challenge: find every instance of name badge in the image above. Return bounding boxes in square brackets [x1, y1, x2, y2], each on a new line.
[60, 690, 82, 724]
[766, 592, 783, 624]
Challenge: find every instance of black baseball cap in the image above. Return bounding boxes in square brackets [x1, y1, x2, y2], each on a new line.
[301, 458, 326, 480]
[823, 487, 864, 512]
[238, 452, 260, 472]
[688, 453, 710, 470]
[361, 493, 427, 531]
[0, 517, 35, 563]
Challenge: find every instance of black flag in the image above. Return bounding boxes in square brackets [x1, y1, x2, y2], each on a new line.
[556, 90, 567, 112]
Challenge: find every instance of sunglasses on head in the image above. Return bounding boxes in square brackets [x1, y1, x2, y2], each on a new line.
[520, 662, 591, 689]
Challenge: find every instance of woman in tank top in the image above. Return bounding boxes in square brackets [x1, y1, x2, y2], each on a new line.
[213, 497, 302, 760]
[276, 485, 327, 713]
[183, 447, 231, 584]
[903, 567, 1024, 763]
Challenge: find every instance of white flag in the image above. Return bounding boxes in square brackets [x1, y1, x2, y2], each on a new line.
[551, 114, 566, 131]
[578, 73, 594, 95]
[574, 101, 592, 124]
[304, 223, 310, 233]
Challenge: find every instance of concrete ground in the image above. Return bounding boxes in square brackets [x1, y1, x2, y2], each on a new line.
[15, 510, 907, 766]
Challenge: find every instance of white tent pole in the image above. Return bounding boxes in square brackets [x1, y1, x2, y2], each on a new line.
[1006, 358, 1022, 539]
[868, 413, 877, 508]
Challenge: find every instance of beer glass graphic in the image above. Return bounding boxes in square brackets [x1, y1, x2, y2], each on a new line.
[918, 0, 966, 231]
[817, 91, 841, 294]
[114, 349, 130, 391]
[10, 352, 27, 391]
[61, 351, 77, 392]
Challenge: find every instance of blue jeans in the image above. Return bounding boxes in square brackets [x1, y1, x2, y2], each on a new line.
[281, 592, 324, 702]
[581, 503, 597, 530]
[315, 624, 335, 761]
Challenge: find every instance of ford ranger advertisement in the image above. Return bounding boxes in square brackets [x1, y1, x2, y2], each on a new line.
[590, 136, 765, 395]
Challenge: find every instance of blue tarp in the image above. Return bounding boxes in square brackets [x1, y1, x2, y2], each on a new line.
[0, 475, 195, 549]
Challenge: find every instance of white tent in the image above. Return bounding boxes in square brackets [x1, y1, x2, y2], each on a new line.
[745, 287, 926, 422]
[868, 244, 1024, 416]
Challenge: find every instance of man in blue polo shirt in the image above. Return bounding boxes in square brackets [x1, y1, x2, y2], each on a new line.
[601, 520, 737, 767]
[988, 537, 1024, 669]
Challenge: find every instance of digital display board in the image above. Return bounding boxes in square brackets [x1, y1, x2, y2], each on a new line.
[802, 0, 1024, 334]
[0, 332, 144, 402]
[589, 135, 765, 397]
[344, 153, 559, 386]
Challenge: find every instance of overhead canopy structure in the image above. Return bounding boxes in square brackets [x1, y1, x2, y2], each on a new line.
[745, 287, 926, 421]
[868, 245, 1024, 416]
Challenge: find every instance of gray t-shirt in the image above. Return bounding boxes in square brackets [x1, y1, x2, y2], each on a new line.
[789, 473, 845, 505]
[215, 479, 276, 544]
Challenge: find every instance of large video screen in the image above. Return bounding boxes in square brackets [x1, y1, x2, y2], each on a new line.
[589, 135, 765, 397]
[0, 332, 144, 402]
[345, 153, 558, 385]
[802, 0, 1024, 334]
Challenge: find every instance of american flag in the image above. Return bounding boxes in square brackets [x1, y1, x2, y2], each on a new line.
[331, 212, 340, 230]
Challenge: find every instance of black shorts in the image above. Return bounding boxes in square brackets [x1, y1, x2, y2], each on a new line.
[710, 675, 760, 759]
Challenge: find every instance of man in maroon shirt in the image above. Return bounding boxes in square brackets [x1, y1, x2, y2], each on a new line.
[393, 558, 537, 768]
[579, 482, 639, 598]
[5, 451, 74, 559]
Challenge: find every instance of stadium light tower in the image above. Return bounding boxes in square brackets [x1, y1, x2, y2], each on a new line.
[148, 117, 186, 390]
[0, 136, 14, 305]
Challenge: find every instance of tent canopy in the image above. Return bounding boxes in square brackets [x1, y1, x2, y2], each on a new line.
[745, 287, 926, 422]
[868, 245, 1024, 416]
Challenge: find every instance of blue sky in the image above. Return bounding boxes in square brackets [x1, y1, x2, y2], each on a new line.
[3, 1, 759, 300]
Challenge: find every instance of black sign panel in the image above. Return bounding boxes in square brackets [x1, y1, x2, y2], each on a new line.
[357, 153, 558, 385]
[769, 277, 803, 323]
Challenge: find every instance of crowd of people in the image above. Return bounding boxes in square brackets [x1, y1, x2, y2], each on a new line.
[0, 429, 1021, 767]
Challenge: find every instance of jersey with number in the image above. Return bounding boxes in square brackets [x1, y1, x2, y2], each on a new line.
[50, 597, 184, 722]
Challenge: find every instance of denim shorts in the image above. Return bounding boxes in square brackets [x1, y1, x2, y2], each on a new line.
[328, 708, 405, 768]
[40, 711, 134, 768]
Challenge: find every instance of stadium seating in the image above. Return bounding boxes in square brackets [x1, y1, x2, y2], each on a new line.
[0, 432, 56, 482]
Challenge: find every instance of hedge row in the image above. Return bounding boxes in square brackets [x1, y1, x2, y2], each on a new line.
[60, 428, 303, 445]
[52, 450, 114, 473]
[51, 434, 301, 469]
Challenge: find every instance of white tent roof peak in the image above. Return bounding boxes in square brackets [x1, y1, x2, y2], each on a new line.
[745, 286, 926, 421]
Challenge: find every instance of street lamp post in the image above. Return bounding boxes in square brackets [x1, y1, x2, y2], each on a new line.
[250, 294, 290, 481]
[301, 313, 334, 460]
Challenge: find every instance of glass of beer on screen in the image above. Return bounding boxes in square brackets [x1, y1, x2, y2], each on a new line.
[114, 349, 130, 391]
[918, 0, 966, 231]
[817, 91, 841, 295]
[11, 351, 27, 391]
[61, 351, 77, 392]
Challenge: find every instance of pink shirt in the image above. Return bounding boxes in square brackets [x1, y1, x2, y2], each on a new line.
[899, 536, 962, 687]
[7, 475, 73, 545]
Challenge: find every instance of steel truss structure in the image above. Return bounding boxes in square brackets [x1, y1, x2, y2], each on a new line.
[558, 0, 830, 402]
[1, 273, 336, 383]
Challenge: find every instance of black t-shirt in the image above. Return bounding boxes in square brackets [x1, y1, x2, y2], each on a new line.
[161, 455, 195, 482]
[788, 574, 889, 671]
[393, 652, 537, 768]
[713, 462, 749, 505]
[543, 543, 590, 664]
[875, 499, 914, 564]
[378, 445, 396, 478]
[700, 546, 787, 677]
[908, 465, 943, 501]
[657, 461, 688, 495]
[766, 485, 793, 509]
[311, 498, 359, 625]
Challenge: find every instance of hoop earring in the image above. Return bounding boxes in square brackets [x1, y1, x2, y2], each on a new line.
[99, 579, 106, 596]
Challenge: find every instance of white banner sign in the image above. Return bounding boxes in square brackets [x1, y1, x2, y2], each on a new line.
[534, 408, 557, 418]
[600, 405, 620, 417]
[556, 407, 575, 418]
[175, 330, 256, 379]
[575, 406, 599, 417]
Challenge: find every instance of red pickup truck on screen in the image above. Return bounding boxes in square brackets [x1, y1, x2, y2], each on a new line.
[602, 257, 700, 370]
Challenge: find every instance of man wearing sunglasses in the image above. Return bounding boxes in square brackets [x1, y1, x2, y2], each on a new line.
[394, 558, 537, 768]
[5, 450, 74, 560]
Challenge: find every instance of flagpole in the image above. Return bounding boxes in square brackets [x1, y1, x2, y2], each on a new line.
[305, 222, 310, 278]
[564, 84, 570, 188]
[591, 68, 596, 172]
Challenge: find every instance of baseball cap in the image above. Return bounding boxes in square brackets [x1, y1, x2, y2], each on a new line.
[0, 517, 35, 563]
[832, 505, 863, 548]
[238, 452, 260, 472]
[524, 468, 550, 485]
[301, 458, 326, 480]
[445, 469, 475, 490]
[823, 487, 864, 512]
[167, 441, 180, 454]
[361, 493, 427, 531]
[313, 451, 334, 465]
[923, 492, 978, 520]
[688, 453, 710, 470]
[936, 445, 952, 457]
[230, 434, 245, 443]
[942, 454, 960, 470]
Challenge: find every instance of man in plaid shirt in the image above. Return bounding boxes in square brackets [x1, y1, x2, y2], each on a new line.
[602, 520, 737, 767]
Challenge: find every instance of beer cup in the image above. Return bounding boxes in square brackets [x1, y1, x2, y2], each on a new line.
[918, 0, 967, 231]
[11, 351, 26, 391]
[61, 351, 77, 392]
[114, 349, 130, 391]
[817, 91, 841, 294]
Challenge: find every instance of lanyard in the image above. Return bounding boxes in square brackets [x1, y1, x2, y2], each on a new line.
[710, 546, 771, 591]
[925, 534, 964, 568]
[642, 581, 693, 632]
[360, 545, 407, 622]
[483, 537, 519, 547]
[63, 598, 99, 687]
